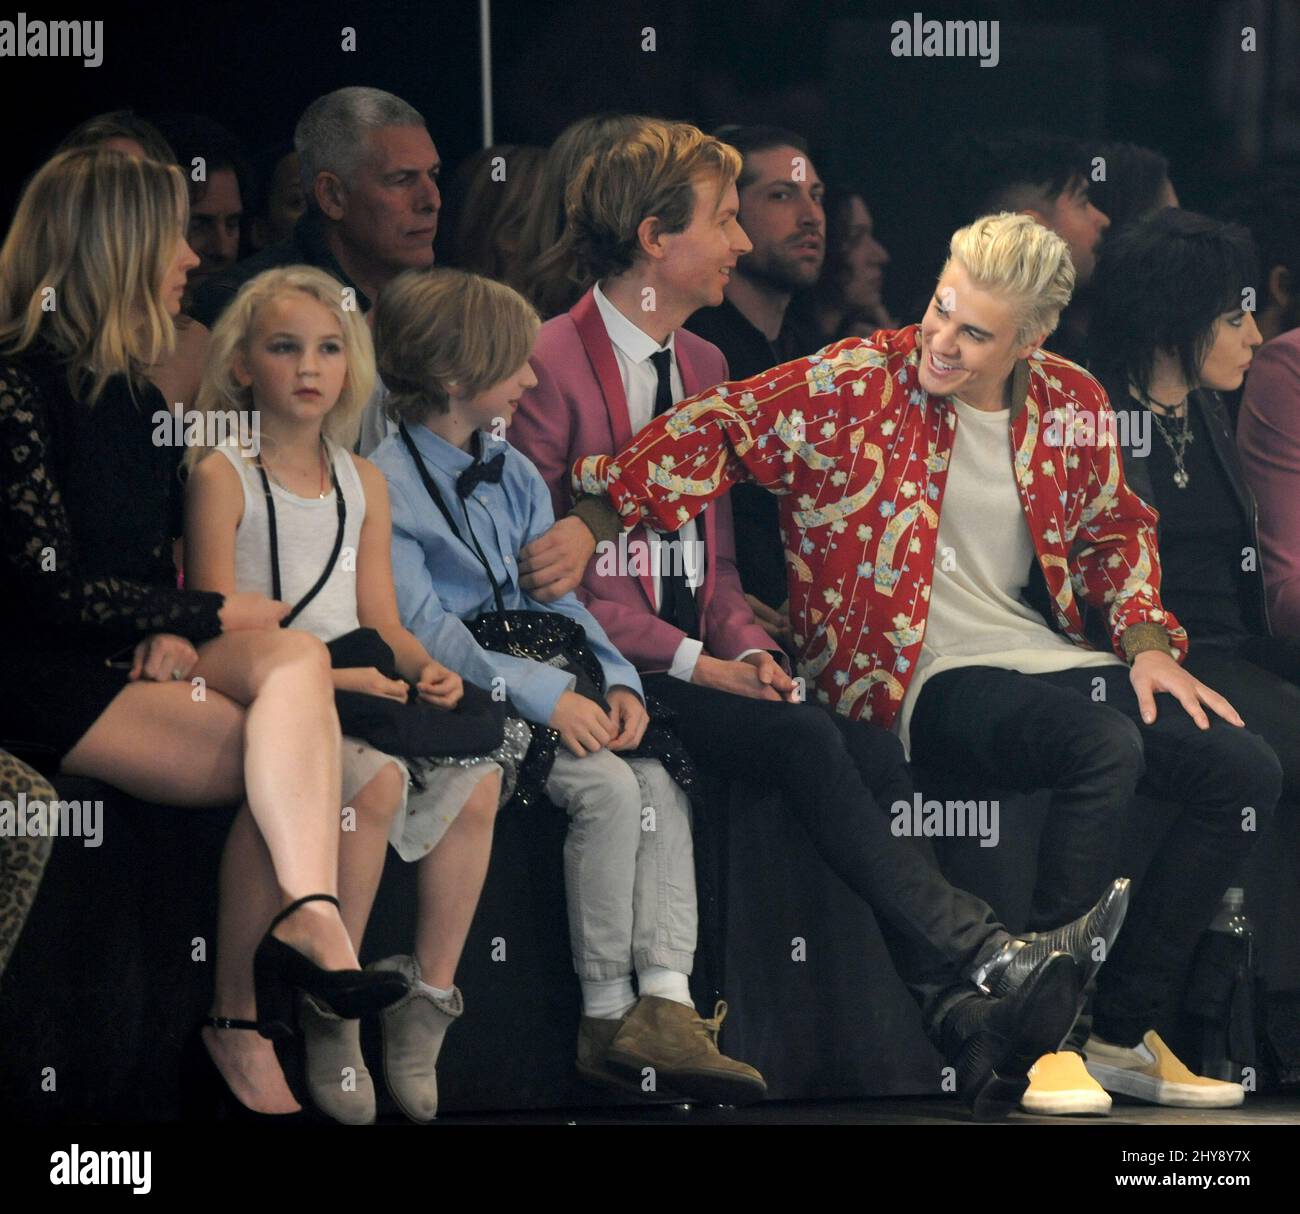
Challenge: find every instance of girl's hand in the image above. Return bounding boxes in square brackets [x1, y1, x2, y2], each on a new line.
[416, 660, 463, 708]
[332, 666, 409, 701]
[130, 634, 200, 682]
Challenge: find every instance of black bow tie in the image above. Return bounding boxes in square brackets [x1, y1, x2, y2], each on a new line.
[456, 450, 505, 498]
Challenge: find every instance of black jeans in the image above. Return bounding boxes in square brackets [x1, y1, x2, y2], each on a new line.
[910, 663, 1283, 1047]
[643, 674, 1008, 1039]
[1185, 636, 1300, 802]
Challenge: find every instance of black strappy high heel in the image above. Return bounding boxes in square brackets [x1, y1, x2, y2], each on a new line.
[180, 1018, 305, 1123]
[253, 894, 409, 1040]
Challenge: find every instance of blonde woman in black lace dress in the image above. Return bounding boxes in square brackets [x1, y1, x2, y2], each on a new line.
[0, 148, 408, 1114]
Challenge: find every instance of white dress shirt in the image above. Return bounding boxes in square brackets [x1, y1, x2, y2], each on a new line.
[592, 284, 765, 680]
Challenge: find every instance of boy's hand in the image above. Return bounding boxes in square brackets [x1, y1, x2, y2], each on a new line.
[606, 687, 649, 752]
[548, 689, 614, 757]
[740, 650, 797, 699]
[692, 653, 793, 701]
[1129, 650, 1243, 729]
[519, 517, 597, 601]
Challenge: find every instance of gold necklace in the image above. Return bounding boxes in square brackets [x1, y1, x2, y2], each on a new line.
[258, 438, 329, 499]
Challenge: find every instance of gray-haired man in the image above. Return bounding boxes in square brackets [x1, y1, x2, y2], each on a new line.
[191, 85, 440, 328]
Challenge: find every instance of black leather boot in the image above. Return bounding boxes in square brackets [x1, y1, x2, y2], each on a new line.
[973, 877, 1131, 998]
[942, 950, 1080, 1119]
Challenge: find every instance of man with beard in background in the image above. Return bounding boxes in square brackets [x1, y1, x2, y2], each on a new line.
[686, 126, 827, 636]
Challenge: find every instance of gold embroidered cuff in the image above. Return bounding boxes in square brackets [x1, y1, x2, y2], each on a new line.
[1120, 622, 1173, 663]
[571, 494, 623, 546]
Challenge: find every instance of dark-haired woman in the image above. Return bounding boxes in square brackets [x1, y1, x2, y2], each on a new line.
[1090, 207, 1300, 831]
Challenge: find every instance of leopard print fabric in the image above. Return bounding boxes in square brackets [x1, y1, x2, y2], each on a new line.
[0, 750, 54, 977]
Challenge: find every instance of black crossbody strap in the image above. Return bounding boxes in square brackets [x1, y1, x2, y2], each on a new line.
[398, 422, 509, 616]
[255, 446, 347, 628]
[398, 421, 460, 538]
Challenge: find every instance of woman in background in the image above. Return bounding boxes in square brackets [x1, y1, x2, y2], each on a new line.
[796, 183, 895, 343]
[438, 144, 547, 282]
[513, 113, 647, 317]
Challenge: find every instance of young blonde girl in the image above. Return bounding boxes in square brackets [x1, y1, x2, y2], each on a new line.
[184, 265, 527, 1124]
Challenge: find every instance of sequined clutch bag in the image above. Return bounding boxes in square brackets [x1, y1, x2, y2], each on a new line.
[468, 610, 609, 711]
[467, 609, 697, 808]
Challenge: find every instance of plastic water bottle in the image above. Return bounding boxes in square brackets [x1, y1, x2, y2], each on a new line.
[1200, 887, 1255, 1082]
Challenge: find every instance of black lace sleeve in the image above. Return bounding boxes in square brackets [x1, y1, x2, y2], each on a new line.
[0, 363, 225, 646]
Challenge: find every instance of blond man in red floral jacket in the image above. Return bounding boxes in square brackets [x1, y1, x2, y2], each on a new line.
[524, 212, 1282, 1117]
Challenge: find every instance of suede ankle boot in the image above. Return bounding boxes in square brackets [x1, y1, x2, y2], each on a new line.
[368, 954, 462, 1123]
[299, 993, 376, 1125]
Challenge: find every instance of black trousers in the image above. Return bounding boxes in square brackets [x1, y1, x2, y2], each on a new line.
[910, 663, 1283, 1047]
[643, 673, 1008, 1039]
[1185, 636, 1300, 802]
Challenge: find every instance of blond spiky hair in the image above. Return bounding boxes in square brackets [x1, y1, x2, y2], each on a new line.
[945, 211, 1076, 344]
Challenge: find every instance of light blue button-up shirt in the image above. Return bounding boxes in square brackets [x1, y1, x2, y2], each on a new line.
[370, 422, 643, 726]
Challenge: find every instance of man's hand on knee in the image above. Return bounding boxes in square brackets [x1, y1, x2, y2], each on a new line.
[1130, 650, 1244, 729]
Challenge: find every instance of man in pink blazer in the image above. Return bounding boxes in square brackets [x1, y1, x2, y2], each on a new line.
[513, 285, 778, 677]
[511, 118, 1124, 1116]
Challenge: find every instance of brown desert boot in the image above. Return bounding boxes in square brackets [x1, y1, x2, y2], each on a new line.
[577, 1014, 683, 1101]
[605, 997, 767, 1105]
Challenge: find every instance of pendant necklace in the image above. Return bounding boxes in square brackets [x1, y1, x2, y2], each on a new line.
[1142, 394, 1193, 489]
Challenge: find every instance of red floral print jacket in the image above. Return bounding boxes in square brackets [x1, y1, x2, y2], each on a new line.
[573, 324, 1186, 729]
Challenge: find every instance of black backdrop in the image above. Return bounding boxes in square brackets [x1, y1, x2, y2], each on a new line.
[2, 0, 1291, 323]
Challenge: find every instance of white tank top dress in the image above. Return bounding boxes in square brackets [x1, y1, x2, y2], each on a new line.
[215, 439, 514, 861]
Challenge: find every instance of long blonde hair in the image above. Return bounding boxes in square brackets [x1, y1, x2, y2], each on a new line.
[0, 147, 189, 403]
[186, 265, 376, 470]
[514, 113, 649, 317]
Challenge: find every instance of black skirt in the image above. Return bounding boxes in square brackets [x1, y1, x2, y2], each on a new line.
[0, 643, 132, 776]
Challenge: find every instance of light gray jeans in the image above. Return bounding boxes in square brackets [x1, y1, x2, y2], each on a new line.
[545, 749, 697, 980]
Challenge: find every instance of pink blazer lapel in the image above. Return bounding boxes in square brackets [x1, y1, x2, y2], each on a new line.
[571, 288, 658, 610]
[572, 289, 634, 450]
